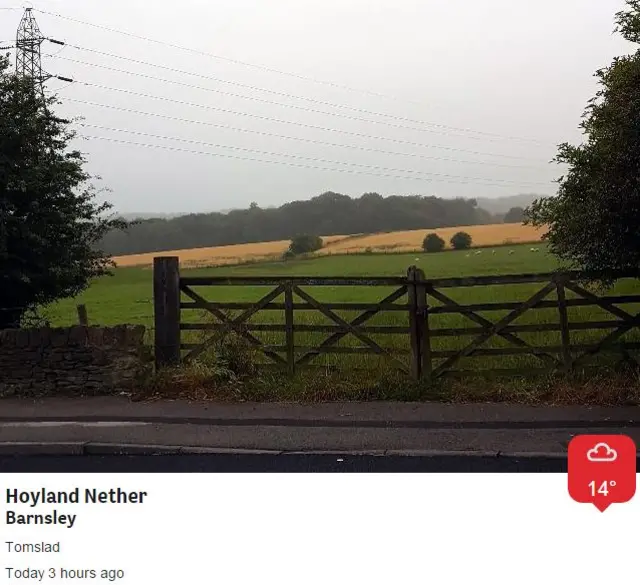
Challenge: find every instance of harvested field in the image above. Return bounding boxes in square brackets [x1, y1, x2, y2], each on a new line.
[319, 223, 546, 254]
[113, 223, 545, 268]
[114, 234, 352, 268]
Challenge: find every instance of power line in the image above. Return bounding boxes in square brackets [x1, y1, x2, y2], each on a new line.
[77, 123, 552, 186]
[50, 42, 550, 146]
[65, 98, 550, 170]
[36, 9, 555, 146]
[34, 8, 432, 102]
[60, 78, 548, 162]
[77, 133, 554, 189]
[48, 52, 549, 144]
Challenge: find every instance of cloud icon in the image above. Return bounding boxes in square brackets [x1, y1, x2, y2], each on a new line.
[587, 443, 618, 463]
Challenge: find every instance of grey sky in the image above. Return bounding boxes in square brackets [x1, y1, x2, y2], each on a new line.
[1, 0, 634, 214]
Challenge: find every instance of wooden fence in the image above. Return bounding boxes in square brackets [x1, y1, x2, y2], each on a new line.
[153, 256, 640, 380]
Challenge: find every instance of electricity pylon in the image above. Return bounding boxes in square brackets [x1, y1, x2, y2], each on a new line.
[16, 8, 50, 94]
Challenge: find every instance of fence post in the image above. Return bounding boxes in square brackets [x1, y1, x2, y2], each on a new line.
[153, 256, 181, 369]
[415, 268, 431, 383]
[407, 266, 424, 380]
[284, 282, 295, 375]
[76, 304, 88, 326]
[555, 275, 572, 373]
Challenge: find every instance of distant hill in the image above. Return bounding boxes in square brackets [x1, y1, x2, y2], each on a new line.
[116, 209, 237, 220]
[476, 194, 548, 215]
[116, 212, 187, 221]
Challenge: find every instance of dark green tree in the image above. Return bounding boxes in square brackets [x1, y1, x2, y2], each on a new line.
[526, 1, 640, 282]
[450, 231, 473, 250]
[422, 233, 445, 253]
[0, 55, 127, 328]
[289, 234, 323, 255]
[503, 206, 525, 223]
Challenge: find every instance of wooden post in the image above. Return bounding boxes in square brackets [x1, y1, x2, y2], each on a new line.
[556, 276, 572, 373]
[407, 266, 422, 380]
[77, 304, 88, 326]
[284, 282, 295, 375]
[153, 256, 181, 369]
[415, 268, 431, 383]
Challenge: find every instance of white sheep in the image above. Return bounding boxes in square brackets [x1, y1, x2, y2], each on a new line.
[508, 250, 515, 255]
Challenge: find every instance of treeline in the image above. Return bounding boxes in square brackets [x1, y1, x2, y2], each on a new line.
[100, 192, 501, 256]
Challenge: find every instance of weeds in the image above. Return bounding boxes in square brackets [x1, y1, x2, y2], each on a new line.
[137, 359, 640, 406]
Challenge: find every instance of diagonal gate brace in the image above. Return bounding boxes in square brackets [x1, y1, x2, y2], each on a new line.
[180, 284, 287, 365]
[293, 285, 410, 373]
[431, 281, 558, 378]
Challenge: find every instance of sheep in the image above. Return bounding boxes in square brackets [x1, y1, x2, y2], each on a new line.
[508, 250, 515, 255]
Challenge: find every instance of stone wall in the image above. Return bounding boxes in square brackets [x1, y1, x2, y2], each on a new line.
[0, 326, 152, 397]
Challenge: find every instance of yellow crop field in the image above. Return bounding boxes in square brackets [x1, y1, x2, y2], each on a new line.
[113, 223, 546, 268]
[318, 223, 547, 255]
[113, 235, 351, 268]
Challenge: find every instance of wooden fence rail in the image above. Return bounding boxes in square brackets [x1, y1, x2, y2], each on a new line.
[153, 256, 640, 380]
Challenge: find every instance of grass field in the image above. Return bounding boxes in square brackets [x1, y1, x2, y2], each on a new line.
[113, 222, 545, 268]
[43, 242, 640, 376]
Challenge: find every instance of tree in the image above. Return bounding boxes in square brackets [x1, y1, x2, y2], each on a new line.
[289, 234, 323, 255]
[0, 55, 127, 328]
[422, 233, 445, 253]
[450, 231, 472, 250]
[503, 207, 525, 223]
[525, 1, 640, 282]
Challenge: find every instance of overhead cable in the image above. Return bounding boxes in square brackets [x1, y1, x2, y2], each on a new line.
[57, 77, 549, 162]
[65, 98, 551, 170]
[78, 122, 552, 186]
[77, 133, 555, 190]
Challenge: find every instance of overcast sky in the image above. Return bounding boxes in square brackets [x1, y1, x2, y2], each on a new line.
[1, 0, 634, 214]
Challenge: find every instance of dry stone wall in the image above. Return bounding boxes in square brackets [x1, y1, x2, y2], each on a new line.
[0, 326, 152, 397]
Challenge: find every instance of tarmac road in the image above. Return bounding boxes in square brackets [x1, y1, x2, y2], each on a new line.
[0, 453, 573, 473]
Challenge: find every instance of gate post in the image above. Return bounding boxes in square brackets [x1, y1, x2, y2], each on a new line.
[416, 268, 431, 383]
[284, 282, 295, 375]
[408, 266, 427, 380]
[555, 274, 572, 373]
[154, 256, 181, 369]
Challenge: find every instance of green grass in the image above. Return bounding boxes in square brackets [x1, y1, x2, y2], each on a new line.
[41, 243, 640, 374]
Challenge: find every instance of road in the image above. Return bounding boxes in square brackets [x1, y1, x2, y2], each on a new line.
[0, 453, 572, 473]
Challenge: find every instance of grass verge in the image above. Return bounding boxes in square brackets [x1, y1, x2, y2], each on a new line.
[133, 331, 640, 406]
[135, 362, 640, 406]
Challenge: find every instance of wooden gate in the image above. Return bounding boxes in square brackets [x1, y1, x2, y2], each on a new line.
[153, 256, 640, 379]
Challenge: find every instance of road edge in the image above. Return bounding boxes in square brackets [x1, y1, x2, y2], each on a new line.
[0, 442, 569, 459]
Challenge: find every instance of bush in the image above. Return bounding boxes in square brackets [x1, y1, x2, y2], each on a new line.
[282, 250, 296, 261]
[422, 233, 445, 253]
[289, 234, 323, 255]
[450, 231, 472, 250]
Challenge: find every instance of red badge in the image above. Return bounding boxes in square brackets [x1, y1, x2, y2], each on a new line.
[568, 435, 636, 512]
